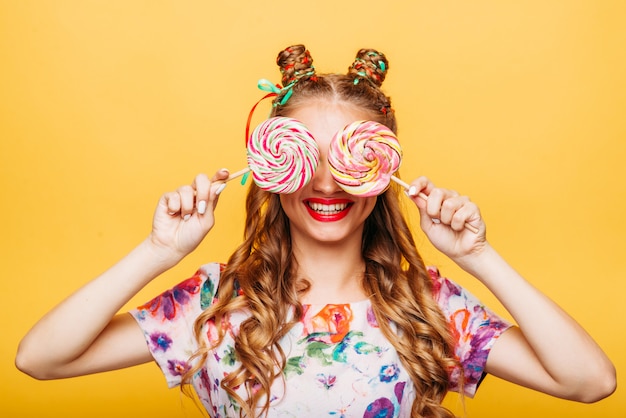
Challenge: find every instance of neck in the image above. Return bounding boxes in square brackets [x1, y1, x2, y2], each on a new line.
[292, 237, 368, 305]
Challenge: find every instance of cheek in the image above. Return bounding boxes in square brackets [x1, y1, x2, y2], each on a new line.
[360, 197, 378, 217]
[279, 194, 300, 216]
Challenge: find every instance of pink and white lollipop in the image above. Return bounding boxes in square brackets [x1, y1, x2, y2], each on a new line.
[328, 120, 403, 197]
[245, 117, 320, 194]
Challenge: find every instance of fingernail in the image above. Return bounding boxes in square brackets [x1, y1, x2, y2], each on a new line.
[215, 183, 227, 196]
[197, 200, 207, 215]
[432, 218, 441, 224]
[408, 186, 417, 197]
[183, 214, 191, 221]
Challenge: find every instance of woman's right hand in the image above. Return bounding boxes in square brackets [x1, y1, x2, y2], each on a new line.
[148, 169, 230, 263]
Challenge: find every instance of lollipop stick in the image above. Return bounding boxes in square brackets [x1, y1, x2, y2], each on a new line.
[391, 176, 428, 200]
[391, 175, 479, 234]
[391, 175, 411, 190]
[226, 167, 250, 182]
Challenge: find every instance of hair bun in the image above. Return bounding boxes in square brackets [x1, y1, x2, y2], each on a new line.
[276, 44, 316, 87]
[348, 48, 389, 87]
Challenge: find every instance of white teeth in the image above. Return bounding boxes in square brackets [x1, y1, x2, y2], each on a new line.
[308, 202, 348, 214]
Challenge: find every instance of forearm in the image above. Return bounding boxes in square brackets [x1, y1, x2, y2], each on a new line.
[17, 238, 178, 372]
[456, 244, 614, 388]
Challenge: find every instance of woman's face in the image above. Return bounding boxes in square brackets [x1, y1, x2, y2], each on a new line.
[279, 101, 378, 247]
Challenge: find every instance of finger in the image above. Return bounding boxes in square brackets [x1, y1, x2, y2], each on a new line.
[211, 168, 230, 183]
[192, 174, 211, 215]
[177, 185, 196, 220]
[424, 187, 446, 220]
[451, 201, 481, 232]
[163, 191, 181, 216]
[407, 176, 433, 205]
[439, 194, 467, 226]
[208, 168, 230, 204]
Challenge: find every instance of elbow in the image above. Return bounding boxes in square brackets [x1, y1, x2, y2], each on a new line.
[15, 341, 54, 381]
[583, 367, 617, 403]
[569, 362, 617, 403]
[15, 353, 40, 380]
[15, 349, 41, 380]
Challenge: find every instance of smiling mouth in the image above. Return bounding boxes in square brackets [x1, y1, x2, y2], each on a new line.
[306, 201, 350, 215]
[303, 199, 353, 222]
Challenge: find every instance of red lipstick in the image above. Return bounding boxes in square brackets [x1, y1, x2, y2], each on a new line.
[303, 198, 353, 222]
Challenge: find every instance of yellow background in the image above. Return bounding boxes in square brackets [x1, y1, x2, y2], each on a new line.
[2, 1, 624, 417]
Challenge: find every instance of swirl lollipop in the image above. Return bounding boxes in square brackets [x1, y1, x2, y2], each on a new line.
[328, 120, 402, 197]
[242, 117, 319, 194]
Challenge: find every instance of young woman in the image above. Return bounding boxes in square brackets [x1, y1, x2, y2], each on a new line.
[16, 45, 615, 418]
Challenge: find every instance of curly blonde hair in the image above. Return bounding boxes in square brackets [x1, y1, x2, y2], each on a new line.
[183, 45, 461, 418]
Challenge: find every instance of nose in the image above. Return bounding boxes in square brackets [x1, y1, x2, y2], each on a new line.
[311, 157, 342, 195]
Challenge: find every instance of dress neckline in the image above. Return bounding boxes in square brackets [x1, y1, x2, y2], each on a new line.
[301, 298, 371, 309]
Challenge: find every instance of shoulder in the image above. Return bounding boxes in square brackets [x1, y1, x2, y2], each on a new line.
[425, 265, 511, 337]
[426, 266, 463, 304]
[426, 266, 513, 396]
[133, 262, 225, 322]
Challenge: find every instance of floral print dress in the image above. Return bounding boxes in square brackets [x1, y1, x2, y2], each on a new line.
[131, 263, 511, 417]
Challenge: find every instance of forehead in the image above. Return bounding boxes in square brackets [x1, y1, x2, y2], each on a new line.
[286, 101, 372, 146]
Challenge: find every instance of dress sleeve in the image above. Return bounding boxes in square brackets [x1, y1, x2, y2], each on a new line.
[428, 267, 513, 397]
[129, 263, 222, 388]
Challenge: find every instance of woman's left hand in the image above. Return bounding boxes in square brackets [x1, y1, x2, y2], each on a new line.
[406, 176, 487, 261]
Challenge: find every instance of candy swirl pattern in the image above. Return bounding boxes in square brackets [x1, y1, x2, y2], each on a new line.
[328, 121, 402, 197]
[247, 117, 320, 194]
